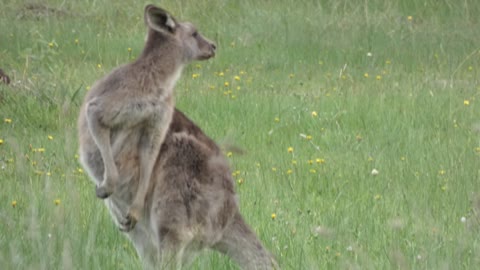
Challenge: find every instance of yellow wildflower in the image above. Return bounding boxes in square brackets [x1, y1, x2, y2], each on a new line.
[464, 100, 470, 106]
[407, 16, 413, 21]
[4, 118, 12, 123]
[74, 39, 79, 45]
[286, 169, 293, 175]
[311, 111, 318, 117]
[47, 135, 53, 140]
[218, 72, 224, 77]
[227, 152, 233, 157]
[54, 199, 61, 206]
[316, 158, 325, 164]
[0, 139, 3, 145]
[306, 135, 312, 140]
[234, 75, 240, 81]
[376, 75, 382, 80]
[11, 200, 17, 208]
[192, 73, 200, 79]
[224, 82, 229, 87]
[274, 117, 280, 123]
[287, 147, 294, 153]
[127, 47, 132, 53]
[271, 213, 276, 220]
[364, 73, 369, 78]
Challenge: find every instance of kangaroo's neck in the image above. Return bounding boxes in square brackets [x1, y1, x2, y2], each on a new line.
[135, 33, 184, 97]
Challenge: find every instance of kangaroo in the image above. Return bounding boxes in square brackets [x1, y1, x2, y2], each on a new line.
[78, 5, 279, 269]
[78, 4, 216, 230]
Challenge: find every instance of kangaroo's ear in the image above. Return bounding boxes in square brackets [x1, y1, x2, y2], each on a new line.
[144, 5, 177, 34]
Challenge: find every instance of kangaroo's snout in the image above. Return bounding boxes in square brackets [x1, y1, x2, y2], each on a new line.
[208, 42, 217, 58]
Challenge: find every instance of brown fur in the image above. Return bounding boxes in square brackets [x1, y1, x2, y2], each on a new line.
[78, 4, 216, 231]
[78, 4, 278, 269]
[82, 108, 279, 269]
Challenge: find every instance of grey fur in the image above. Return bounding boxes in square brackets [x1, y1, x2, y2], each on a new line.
[78, 4, 278, 269]
[78, 4, 216, 231]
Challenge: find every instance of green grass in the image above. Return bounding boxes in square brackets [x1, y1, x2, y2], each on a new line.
[1, 0, 480, 269]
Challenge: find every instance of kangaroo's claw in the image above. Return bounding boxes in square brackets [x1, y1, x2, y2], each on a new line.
[119, 209, 139, 232]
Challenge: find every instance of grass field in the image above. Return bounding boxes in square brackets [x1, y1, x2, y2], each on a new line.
[1, 0, 480, 269]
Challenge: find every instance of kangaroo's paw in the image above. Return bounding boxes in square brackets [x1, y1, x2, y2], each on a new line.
[96, 171, 118, 199]
[119, 208, 140, 232]
[95, 184, 114, 199]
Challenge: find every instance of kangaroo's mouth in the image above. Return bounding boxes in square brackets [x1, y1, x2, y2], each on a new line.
[198, 51, 215, 60]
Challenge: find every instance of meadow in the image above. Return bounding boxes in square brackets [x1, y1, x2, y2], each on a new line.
[1, 0, 480, 269]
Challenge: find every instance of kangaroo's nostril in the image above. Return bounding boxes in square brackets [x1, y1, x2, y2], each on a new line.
[211, 43, 217, 51]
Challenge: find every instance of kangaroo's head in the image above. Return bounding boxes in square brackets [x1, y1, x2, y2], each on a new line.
[143, 4, 216, 64]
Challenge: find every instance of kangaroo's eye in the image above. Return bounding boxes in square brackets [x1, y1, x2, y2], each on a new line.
[192, 31, 198, 38]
